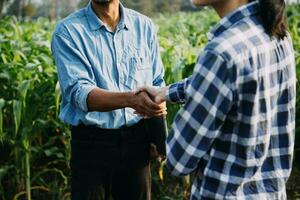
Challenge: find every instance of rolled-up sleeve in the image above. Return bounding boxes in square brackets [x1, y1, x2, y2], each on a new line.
[51, 33, 97, 112]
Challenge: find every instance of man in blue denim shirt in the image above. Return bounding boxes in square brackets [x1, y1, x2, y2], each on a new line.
[51, 0, 166, 199]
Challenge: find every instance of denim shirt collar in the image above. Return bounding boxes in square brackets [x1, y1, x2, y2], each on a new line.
[208, 1, 259, 41]
[86, 2, 130, 31]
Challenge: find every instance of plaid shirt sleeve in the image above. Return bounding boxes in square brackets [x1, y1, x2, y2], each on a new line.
[166, 77, 191, 104]
[166, 50, 234, 176]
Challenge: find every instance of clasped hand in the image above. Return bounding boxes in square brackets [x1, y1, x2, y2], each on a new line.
[131, 86, 168, 118]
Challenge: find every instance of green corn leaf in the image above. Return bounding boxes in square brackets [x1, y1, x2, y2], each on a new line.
[22, 139, 30, 151]
[18, 80, 31, 100]
[13, 50, 27, 62]
[13, 100, 22, 136]
[1, 53, 8, 64]
[0, 99, 5, 142]
[55, 82, 61, 117]
[25, 63, 37, 70]
[0, 165, 13, 181]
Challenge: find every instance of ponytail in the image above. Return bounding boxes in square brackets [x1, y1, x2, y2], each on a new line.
[258, 0, 288, 39]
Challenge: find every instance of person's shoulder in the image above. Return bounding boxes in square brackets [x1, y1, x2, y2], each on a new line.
[53, 7, 86, 37]
[125, 8, 155, 29]
[205, 19, 265, 62]
[204, 36, 234, 63]
[125, 8, 150, 21]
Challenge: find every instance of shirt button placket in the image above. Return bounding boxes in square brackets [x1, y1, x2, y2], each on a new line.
[114, 34, 125, 90]
[114, 31, 128, 125]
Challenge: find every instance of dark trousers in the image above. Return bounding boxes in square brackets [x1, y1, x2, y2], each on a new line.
[70, 120, 151, 200]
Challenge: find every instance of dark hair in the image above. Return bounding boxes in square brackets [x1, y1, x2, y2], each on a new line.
[257, 0, 288, 39]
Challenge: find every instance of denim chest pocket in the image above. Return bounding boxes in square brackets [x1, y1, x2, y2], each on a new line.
[122, 47, 153, 89]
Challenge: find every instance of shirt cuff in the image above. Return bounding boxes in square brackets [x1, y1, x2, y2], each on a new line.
[76, 84, 98, 112]
[166, 79, 187, 104]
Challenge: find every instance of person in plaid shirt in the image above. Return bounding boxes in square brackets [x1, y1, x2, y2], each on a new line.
[138, 0, 296, 199]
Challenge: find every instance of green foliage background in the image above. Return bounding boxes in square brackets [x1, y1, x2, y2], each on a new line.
[0, 6, 299, 200]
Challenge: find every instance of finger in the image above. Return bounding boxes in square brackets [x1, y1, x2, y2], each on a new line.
[154, 87, 168, 104]
[145, 96, 161, 110]
[153, 109, 167, 116]
[134, 106, 156, 118]
[134, 108, 148, 117]
[137, 92, 163, 117]
[146, 108, 167, 117]
[158, 103, 167, 110]
[134, 110, 144, 115]
[157, 155, 166, 162]
[134, 86, 147, 95]
[159, 102, 166, 107]
[141, 92, 161, 111]
[153, 111, 167, 117]
[141, 86, 160, 100]
[135, 90, 142, 95]
[152, 106, 167, 114]
[146, 86, 159, 96]
[150, 144, 159, 159]
[155, 94, 166, 104]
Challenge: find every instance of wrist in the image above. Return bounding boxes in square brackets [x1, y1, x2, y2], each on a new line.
[124, 91, 135, 108]
[161, 86, 169, 101]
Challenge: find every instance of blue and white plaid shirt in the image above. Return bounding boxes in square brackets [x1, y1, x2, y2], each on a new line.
[166, 1, 296, 199]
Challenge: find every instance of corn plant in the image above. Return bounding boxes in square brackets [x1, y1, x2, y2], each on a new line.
[0, 17, 70, 200]
[0, 5, 299, 200]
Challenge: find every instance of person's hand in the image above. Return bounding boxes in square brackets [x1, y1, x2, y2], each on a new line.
[150, 143, 165, 161]
[135, 86, 168, 104]
[134, 101, 167, 119]
[129, 91, 167, 118]
[133, 87, 168, 118]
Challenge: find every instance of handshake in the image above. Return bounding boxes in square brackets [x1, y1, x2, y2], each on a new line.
[130, 86, 169, 118]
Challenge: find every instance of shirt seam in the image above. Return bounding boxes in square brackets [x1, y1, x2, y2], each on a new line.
[201, 48, 236, 101]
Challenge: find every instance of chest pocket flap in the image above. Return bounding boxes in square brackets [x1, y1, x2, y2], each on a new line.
[122, 46, 153, 89]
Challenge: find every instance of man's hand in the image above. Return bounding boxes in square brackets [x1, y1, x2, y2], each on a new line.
[129, 91, 167, 118]
[150, 143, 165, 161]
[135, 86, 168, 104]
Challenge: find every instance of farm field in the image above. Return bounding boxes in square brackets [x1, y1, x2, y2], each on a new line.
[0, 5, 299, 200]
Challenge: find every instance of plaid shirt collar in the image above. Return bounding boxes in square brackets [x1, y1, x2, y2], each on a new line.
[208, 0, 260, 41]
